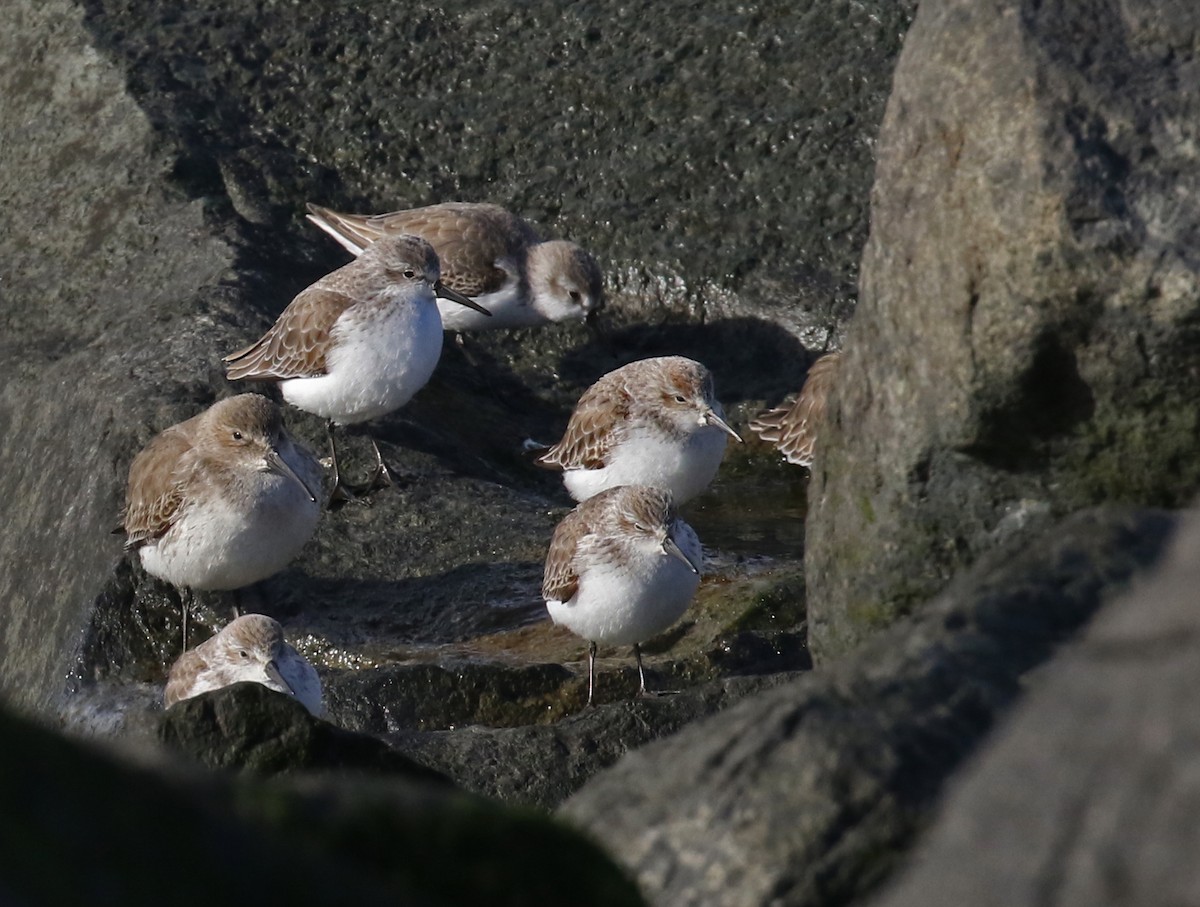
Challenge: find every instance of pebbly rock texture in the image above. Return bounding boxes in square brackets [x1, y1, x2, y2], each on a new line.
[873, 505, 1200, 907]
[0, 699, 645, 907]
[806, 0, 1200, 659]
[0, 0, 912, 727]
[560, 508, 1177, 907]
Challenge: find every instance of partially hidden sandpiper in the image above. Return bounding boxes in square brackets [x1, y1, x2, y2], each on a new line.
[119, 394, 323, 646]
[164, 613, 323, 716]
[223, 233, 490, 501]
[306, 201, 604, 331]
[535, 356, 742, 504]
[543, 484, 703, 707]
[749, 351, 841, 467]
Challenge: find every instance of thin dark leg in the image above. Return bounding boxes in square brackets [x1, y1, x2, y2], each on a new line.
[326, 420, 355, 507]
[586, 640, 598, 708]
[181, 589, 191, 652]
[365, 437, 395, 491]
[634, 643, 648, 697]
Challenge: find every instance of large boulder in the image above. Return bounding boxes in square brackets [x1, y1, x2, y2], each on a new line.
[560, 508, 1175, 907]
[873, 505, 1200, 907]
[806, 0, 1200, 658]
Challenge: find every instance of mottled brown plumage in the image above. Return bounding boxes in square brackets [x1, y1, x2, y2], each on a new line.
[749, 351, 842, 467]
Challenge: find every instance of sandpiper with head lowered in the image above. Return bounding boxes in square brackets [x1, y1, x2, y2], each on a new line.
[749, 351, 841, 468]
[119, 394, 323, 646]
[543, 484, 703, 707]
[223, 233, 490, 501]
[306, 202, 604, 331]
[535, 356, 742, 504]
[164, 613, 323, 716]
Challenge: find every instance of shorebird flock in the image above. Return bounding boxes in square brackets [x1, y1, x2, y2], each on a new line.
[119, 200, 836, 714]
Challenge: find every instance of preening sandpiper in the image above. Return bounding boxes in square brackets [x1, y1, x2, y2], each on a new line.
[749, 351, 841, 468]
[306, 201, 604, 331]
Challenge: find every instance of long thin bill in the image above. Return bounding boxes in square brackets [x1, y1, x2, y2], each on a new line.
[662, 535, 701, 575]
[264, 659, 296, 696]
[435, 281, 492, 316]
[265, 448, 318, 503]
[704, 409, 744, 443]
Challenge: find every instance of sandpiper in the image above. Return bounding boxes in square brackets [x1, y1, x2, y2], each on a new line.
[164, 613, 323, 716]
[535, 356, 742, 504]
[119, 394, 323, 645]
[224, 233, 489, 500]
[749, 351, 841, 467]
[306, 202, 604, 331]
[543, 485, 702, 706]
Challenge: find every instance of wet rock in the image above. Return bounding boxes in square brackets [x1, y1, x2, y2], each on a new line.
[874, 505, 1200, 907]
[157, 681, 447, 781]
[389, 672, 800, 809]
[0, 700, 644, 906]
[806, 0, 1200, 659]
[560, 508, 1176, 907]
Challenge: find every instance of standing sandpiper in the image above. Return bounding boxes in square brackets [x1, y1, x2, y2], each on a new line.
[749, 351, 841, 468]
[305, 202, 604, 331]
[120, 394, 323, 645]
[164, 613, 323, 716]
[223, 233, 490, 500]
[535, 356, 742, 504]
[543, 484, 703, 707]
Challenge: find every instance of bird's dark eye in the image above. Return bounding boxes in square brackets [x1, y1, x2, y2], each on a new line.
[674, 395, 687, 404]
[239, 649, 249, 659]
[232, 431, 244, 441]
[569, 290, 582, 302]
[403, 268, 416, 279]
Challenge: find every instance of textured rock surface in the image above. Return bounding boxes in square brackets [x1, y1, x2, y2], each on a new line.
[806, 0, 1200, 658]
[0, 700, 644, 906]
[560, 508, 1176, 907]
[873, 506, 1200, 907]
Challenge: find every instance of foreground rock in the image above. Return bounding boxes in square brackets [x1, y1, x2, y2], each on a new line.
[0, 701, 644, 906]
[874, 505, 1200, 907]
[806, 0, 1200, 658]
[560, 508, 1175, 907]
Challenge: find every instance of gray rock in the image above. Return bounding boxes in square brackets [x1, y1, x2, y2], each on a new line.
[873, 505, 1200, 907]
[389, 672, 800, 809]
[806, 0, 1200, 658]
[560, 508, 1176, 907]
[0, 698, 645, 906]
[157, 681, 449, 781]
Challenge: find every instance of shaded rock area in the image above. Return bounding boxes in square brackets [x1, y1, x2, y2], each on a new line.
[806, 0, 1200, 658]
[873, 506, 1200, 907]
[0, 700, 644, 907]
[561, 508, 1177, 907]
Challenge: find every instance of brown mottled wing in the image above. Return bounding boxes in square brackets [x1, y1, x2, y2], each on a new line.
[535, 375, 630, 471]
[542, 507, 590, 603]
[223, 286, 355, 381]
[377, 204, 535, 298]
[163, 647, 214, 707]
[120, 427, 193, 549]
[749, 351, 841, 467]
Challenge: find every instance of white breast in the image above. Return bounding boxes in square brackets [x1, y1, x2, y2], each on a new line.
[437, 280, 541, 331]
[562, 427, 728, 504]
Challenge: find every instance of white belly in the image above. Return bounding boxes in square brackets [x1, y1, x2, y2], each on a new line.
[280, 300, 442, 424]
[562, 427, 728, 504]
[546, 531, 702, 647]
[437, 282, 544, 331]
[139, 470, 321, 591]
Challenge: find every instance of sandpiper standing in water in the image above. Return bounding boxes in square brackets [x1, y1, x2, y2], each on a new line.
[306, 202, 604, 331]
[164, 613, 323, 716]
[543, 484, 703, 707]
[535, 356, 742, 504]
[119, 394, 323, 646]
[223, 233, 490, 501]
